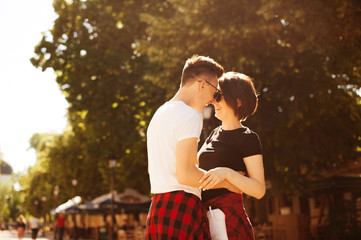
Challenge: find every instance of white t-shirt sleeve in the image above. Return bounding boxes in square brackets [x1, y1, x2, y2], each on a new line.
[175, 114, 203, 142]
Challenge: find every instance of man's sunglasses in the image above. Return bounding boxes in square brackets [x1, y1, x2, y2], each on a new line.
[198, 80, 223, 102]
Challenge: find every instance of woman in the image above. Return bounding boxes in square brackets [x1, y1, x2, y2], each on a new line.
[16, 214, 26, 240]
[198, 72, 265, 240]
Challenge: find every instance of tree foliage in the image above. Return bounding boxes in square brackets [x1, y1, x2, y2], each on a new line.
[30, 0, 166, 200]
[139, 0, 361, 192]
[28, 0, 361, 206]
[0, 178, 24, 221]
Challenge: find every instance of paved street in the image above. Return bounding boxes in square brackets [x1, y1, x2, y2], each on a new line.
[0, 230, 52, 240]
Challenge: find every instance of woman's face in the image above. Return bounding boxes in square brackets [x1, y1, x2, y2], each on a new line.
[211, 85, 237, 121]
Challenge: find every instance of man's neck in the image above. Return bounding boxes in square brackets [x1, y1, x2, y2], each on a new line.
[171, 88, 204, 114]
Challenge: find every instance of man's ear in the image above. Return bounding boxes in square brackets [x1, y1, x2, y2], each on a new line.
[198, 80, 204, 91]
[237, 99, 242, 107]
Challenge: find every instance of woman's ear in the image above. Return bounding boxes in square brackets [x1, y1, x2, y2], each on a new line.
[237, 99, 242, 107]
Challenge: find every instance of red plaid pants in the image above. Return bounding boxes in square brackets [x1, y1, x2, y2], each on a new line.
[204, 192, 255, 240]
[146, 191, 211, 240]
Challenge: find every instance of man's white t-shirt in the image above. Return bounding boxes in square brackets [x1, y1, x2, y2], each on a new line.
[147, 101, 203, 198]
[29, 217, 40, 229]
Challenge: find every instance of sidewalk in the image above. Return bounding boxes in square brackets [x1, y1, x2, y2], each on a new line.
[0, 229, 52, 240]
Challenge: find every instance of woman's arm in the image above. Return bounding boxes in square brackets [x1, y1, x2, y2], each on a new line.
[199, 154, 265, 199]
[197, 142, 242, 194]
[210, 179, 242, 194]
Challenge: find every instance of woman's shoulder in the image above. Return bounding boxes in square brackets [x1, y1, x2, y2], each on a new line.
[241, 127, 261, 144]
[205, 125, 222, 143]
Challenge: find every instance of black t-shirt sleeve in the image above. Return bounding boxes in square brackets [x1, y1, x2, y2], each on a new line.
[242, 132, 262, 158]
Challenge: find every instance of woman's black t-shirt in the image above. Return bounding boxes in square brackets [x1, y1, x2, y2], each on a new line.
[198, 125, 262, 202]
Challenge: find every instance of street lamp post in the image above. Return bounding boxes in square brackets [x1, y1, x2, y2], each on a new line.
[72, 179, 78, 193]
[109, 159, 117, 240]
[41, 196, 47, 223]
[41, 196, 47, 237]
[34, 200, 40, 217]
[72, 178, 78, 240]
[53, 186, 59, 240]
[5, 195, 10, 204]
[53, 186, 59, 208]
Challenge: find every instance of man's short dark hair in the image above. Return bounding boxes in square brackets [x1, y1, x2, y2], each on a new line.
[181, 55, 224, 86]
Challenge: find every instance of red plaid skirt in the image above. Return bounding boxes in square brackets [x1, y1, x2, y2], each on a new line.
[146, 191, 211, 240]
[204, 193, 255, 240]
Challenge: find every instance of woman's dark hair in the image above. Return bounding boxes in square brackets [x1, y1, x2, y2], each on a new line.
[181, 55, 224, 86]
[219, 72, 258, 121]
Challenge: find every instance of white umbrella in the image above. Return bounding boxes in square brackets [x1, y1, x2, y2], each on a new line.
[118, 188, 151, 203]
[89, 191, 120, 208]
[55, 196, 82, 213]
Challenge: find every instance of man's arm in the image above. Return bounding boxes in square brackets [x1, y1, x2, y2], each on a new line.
[176, 137, 242, 193]
[176, 138, 205, 187]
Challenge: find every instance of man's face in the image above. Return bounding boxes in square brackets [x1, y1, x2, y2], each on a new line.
[201, 75, 219, 105]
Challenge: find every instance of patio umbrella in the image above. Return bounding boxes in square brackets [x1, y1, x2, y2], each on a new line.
[88, 191, 120, 208]
[55, 196, 82, 213]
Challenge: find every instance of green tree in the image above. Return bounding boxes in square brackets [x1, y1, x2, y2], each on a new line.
[23, 130, 112, 211]
[0, 157, 24, 221]
[0, 184, 12, 221]
[31, 0, 165, 196]
[20, 133, 58, 217]
[29, 0, 361, 200]
[139, 0, 361, 192]
[0, 184, 24, 221]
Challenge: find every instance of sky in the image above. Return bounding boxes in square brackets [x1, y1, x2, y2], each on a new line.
[0, 0, 68, 173]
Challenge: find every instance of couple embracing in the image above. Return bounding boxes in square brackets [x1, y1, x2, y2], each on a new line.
[146, 55, 265, 240]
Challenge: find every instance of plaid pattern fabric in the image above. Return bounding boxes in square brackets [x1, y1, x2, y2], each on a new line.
[146, 191, 211, 240]
[204, 192, 255, 240]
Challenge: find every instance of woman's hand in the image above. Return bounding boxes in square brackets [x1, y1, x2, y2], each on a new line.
[199, 167, 230, 190]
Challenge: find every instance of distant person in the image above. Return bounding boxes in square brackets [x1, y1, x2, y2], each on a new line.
[198, 72, 266, 239]
[29, 215, 40, 240]
[55, 212, 66, 240]
[0, 221, 6, 230]
[146, 55, 239, 239]
[16, 214, 26, 240]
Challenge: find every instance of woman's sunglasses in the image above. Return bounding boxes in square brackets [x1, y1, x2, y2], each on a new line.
[198, 79, 223, 102]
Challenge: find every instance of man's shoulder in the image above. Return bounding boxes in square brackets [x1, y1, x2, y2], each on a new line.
[160, 101, 200, 117]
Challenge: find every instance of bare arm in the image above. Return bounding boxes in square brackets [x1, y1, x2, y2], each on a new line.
[175, 137, 206, 187]
[200, 154, 265, 199]
[211, 180, 242, 193]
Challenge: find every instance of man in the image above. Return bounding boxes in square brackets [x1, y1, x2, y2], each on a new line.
[146, 55, 227, 239]
[29, 215, 40, 240]
[55, 212, 66, 240]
